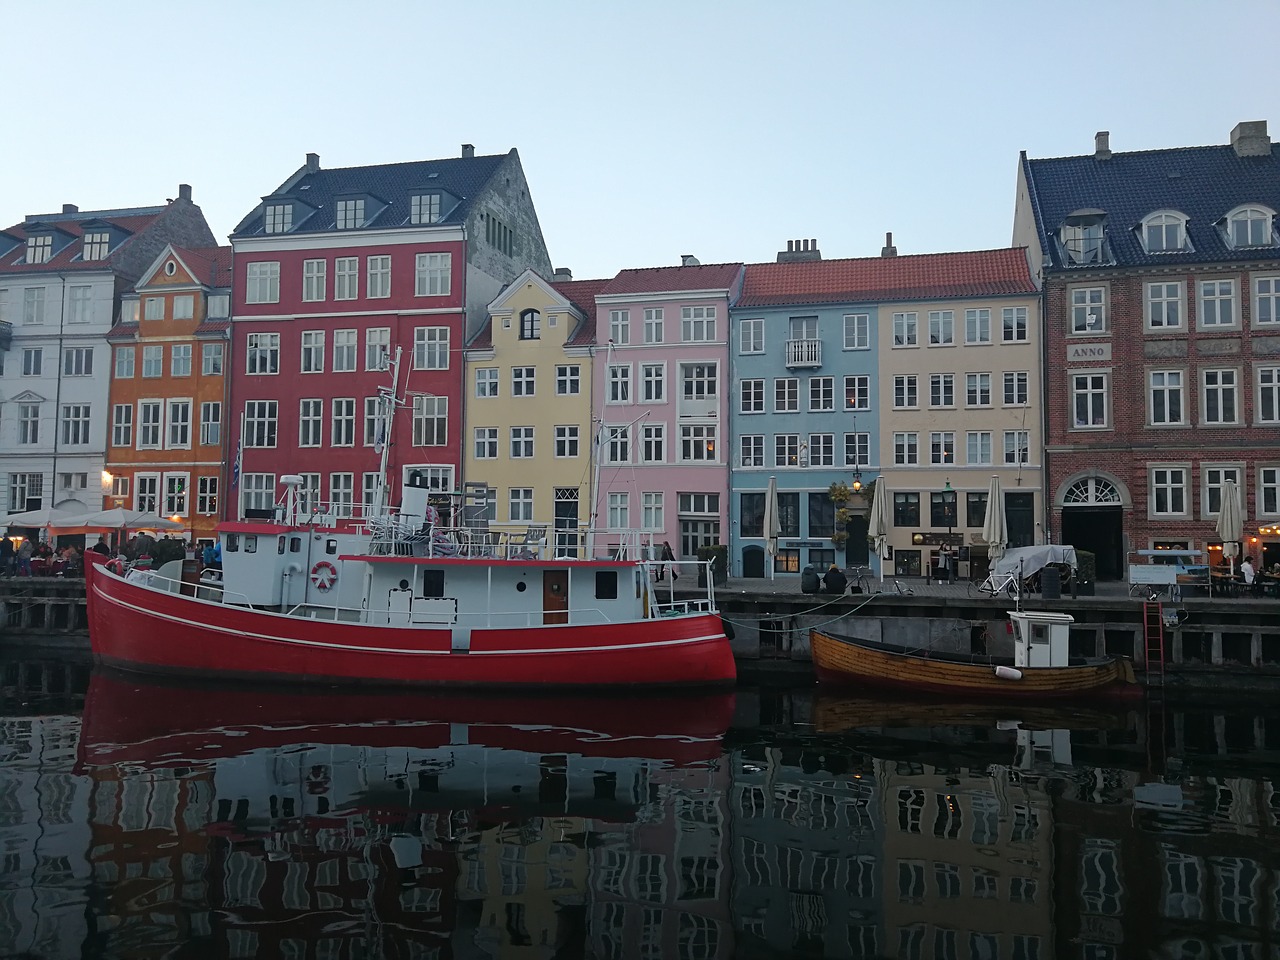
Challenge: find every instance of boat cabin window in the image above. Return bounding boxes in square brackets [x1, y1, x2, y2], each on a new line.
[1031, 623, 1049, 644]
[226, 534, 239, 552]
[325, 539, 338, 555]
[244, 536, 257, 554]
[277, 536, 286, 555]
[290, 536, 302, 553]
[595, 570, 618, 600]
[422, 570, 444, 598]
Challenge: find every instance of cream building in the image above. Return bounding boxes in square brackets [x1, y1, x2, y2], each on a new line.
[462, 270, 605, 550]
[874, 256, 1043, 581]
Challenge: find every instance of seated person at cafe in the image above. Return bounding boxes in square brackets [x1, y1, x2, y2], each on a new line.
[1241, 556, 1256, 585]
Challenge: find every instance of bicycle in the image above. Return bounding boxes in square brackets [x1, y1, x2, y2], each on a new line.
[846, 565, 873, 594]
[969, 571, 1021, 598]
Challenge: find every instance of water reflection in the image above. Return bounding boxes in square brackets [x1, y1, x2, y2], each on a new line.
[7, 661, 1280, 959]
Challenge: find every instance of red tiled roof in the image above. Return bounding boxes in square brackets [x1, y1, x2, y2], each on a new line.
[600, 262, 743, 296]
[0, 210, 165, 274]
[737, 248, 1038, 308]
[171, 244, 233, 287]
[552, 278, 611, 345]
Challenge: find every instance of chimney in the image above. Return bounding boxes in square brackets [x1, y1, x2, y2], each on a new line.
[775, 238, 822, 263]
[681, 254, 700, 267]
[61, 204, 78, 215]
[461, 143, 475, 159]
[305, 152, 320, 173]
[553, 267, 573, 283]
[178, 184, 192, 202]
[1231, 120, 1271, 158]
[1094, 131, 1111, 160]
[881, 232, 898, 257]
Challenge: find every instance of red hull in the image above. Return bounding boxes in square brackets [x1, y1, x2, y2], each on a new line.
[79, 670, 735, 769]
[85, 559, 736, 688]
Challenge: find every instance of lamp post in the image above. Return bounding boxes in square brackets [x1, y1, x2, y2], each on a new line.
[943, 478, 957, 583]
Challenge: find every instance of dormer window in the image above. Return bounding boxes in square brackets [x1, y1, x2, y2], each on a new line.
[26, 235, 52, 264]
[264, 204, 292, 234]
[1140, 211, 1188, 253]
[1225, 205, 1275, 249]
[411, 194, 441, 224]
[336, 199, 365, 230]
[82, 232, 110, 260]
[1060, 211, 1107, 265]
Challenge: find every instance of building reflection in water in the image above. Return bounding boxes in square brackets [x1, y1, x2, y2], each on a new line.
[6, 661, 1280, 958]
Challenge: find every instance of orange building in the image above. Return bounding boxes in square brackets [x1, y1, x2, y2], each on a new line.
[105, 245, 232, 547]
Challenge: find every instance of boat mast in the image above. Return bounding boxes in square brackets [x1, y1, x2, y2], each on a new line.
[371, 346, 404, 517]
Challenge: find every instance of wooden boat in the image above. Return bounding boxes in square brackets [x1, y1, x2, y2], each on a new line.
[812, 610, 1139, 699]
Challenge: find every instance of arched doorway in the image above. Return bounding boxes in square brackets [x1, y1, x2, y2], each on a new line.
[742, 544, 765, 579]
[1060, 478, 1124, 581]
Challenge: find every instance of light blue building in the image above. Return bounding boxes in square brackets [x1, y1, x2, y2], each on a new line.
[728, 241, 883, 580]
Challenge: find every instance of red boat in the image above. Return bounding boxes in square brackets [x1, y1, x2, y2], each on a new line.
[86, 546, 735, 688]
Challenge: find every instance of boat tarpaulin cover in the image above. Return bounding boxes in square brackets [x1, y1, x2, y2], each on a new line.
[991, 545, 1078, 579]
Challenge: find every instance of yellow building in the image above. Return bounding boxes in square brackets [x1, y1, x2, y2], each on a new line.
[463, 270, 605, 549]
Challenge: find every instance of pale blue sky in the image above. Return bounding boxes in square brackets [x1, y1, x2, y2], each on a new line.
[3, 0, 1276, 279]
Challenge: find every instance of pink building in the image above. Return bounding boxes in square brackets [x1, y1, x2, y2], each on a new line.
[591, 259, 744, 560]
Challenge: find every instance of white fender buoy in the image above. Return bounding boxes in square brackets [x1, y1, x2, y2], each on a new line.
[994, 665, 1023, 681]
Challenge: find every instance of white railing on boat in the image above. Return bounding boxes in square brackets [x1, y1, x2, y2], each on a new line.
[363, 520, 662, 562]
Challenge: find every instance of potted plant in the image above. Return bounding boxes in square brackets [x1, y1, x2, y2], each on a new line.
[696, 544, 728, 587]
[828, 481, 852, 504]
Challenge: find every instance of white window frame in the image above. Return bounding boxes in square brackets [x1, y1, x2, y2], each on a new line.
[200, 401, 221, 447]
[1150, 465, 1190, 518]
[1070, 286, 1107, 334]
[893, 374, 918, 410]
[474, 427, 498, 460]
[412, 326, 449, 370]
[554, 425, 580, 458]
[844, 432, 870, 467]
[1255, 275, 1280, 327]
[1226, 205, 1275, 249]
[334, 257, 359, 300]
[928, 310, 954, 346]
[680, 424, 717, 463]
[332, 329, 357, 372]
[142, 344, 163, 378]
[243, 399, 278, 448]
[893, 432, 919, 466]
[1001, 306, 1028, 343]
[173, 295, 194, 320]
[643, 307, 664, 344]
[1003, 430, 1030, 465]
[965, 308, 991, 345]
[556, 365, 580, 396]
[607, 492, 630, 531]
[1141, 211, 1188, 253]
[774, 434, 800, 468]
[1003, 370, 1029, 406]
[1202, 368, 1239, 425]
[415, 253, 451, 297]
[1258, 365, 1280, 424]
[144, 296, 164, 321]
[892, 312, 917, 347]
[1198, 279, 1238, 329]
[740, 317, 764, 353]
[740, 434, 764, 467]
[138, 399, 163, 449]
[509, 488, 534, 523]
[1071, 370, 1110, 429]
[510, 426, 535, 459]
[170, 343, 192, 377]
[512, 366, 535, 397]
[641, 423, 664, 463]
[609, 309, 630, 345]
[642, 492, 664, 531]
[112, 404, 133, 446]
[331, 397, 356, 447]
[930, 431, 955, 465]
[245, 262, 280, 304]
[264, 204, 292, 234]
[115, 346, 135, 378]
[1259, 466, 1280, 517]
[1202, 464, 1244, 519]
[301, 330, 325, 374]
[367, 255, 391, 299]
[640, 362, 665, 403]
[167, 399, 192, 449]
[681, 305, 716, 342]
[336, 198, 365, 230]
[844, 375, 870, 411]
[365, 327, 391, 371]
[298, 398, 323, 447]
[966, 372, 992, 407]
[808, 376, 834, 412]
[475, 367, 498, 398]
[411, 396, 446, 446]
[1146, 281, 1184, 330]
[201, 343, 223, 376]
[967, 431, 993, 465]
[67, 284, 92, 323]
[843, 313, 870, 350]
[607, 363, 631, 404]
[774, 378, 799, 413]
[929, 373, 954, 408]
[1149, 369, 1185, 426]
[302, 259, 327, 302]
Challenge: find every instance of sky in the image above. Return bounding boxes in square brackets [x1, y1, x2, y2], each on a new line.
[3, 0, 1277, 280]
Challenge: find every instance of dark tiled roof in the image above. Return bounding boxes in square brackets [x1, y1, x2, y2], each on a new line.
[105, 322, 137, 343]
[738, 249, 1038, 308]
[600, 263, 743, 296]
[552, 278, 611, 345]
[0, 210, 164, 274]
[1023, 141, 1280, 269]
[232, 153, 510, 238]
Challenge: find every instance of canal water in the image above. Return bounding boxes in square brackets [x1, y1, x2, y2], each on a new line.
[4, 658, 1280, 959]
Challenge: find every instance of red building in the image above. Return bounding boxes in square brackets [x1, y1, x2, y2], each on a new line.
[227, 146, 551, 519]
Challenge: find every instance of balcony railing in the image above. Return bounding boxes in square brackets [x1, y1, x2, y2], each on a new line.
[785, 338, 822, 367]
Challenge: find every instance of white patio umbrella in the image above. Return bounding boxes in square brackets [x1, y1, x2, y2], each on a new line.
[58, 508, 185, 533]
[3, 506, 81, 529]
[763, 476, 781, 581]
[982, 475, 1008, 566]
[868, 479, 890, 583]
[1216, 479, 1243, 576]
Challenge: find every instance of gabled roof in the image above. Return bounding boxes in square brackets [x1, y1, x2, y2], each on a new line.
[172, 245, 233, 288]
[466, 275, 610, 349]
[1022, 139, 1280, 270]
[599, 263, 743, 297]
[232, 152, 512, 238]
[0, 208, 165, 274]
[737, 248, 1038, 308]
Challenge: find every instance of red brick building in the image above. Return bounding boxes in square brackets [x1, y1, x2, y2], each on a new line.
[1014, 121, 1280, 579]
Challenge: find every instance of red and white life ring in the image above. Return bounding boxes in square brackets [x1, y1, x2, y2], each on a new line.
[310, 561, 338, 592]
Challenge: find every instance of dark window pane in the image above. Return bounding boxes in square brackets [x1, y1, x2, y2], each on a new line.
[741, 492, 764, 538]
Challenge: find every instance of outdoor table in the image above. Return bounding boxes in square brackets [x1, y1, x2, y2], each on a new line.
[1211, 572, 1243, 597]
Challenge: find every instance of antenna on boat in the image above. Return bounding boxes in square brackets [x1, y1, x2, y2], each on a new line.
[371, 347, 405, 517]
